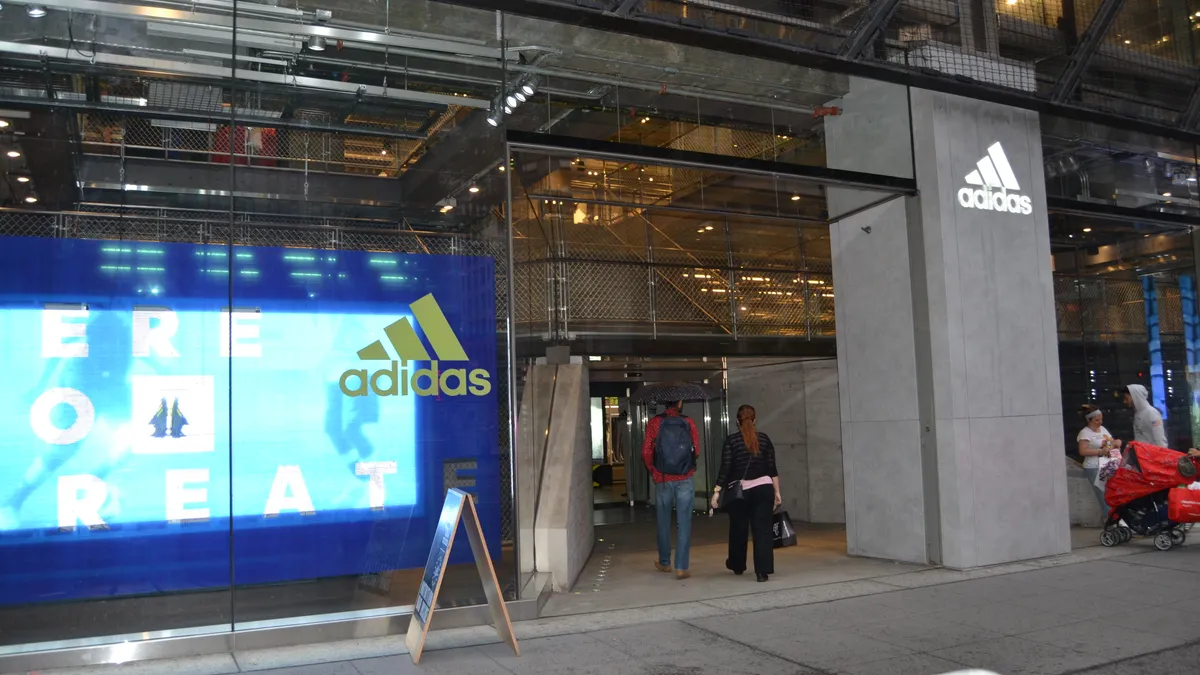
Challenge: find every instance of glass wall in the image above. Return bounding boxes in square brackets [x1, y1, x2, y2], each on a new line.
[0, 0, 517, 656]
[1043, 114, 1200, 457]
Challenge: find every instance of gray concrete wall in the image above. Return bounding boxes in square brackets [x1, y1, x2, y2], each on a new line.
[825, 79, 1070, 569]
[515, 364, 594, 592]
[726, 358, 844, 524]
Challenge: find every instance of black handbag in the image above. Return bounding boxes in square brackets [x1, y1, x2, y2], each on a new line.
[717, 462, 751, 512]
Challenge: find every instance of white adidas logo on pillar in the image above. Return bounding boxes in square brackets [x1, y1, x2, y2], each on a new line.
[956, 142, 1033, 215]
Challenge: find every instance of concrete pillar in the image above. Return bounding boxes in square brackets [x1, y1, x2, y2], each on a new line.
[826, 80, 1070, 568]
[516, 363, 594, 591]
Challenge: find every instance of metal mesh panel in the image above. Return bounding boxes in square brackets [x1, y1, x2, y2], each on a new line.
[78, 110, 433, 177]
[653, 267, 732, 332]
[566, 261, 651, 326]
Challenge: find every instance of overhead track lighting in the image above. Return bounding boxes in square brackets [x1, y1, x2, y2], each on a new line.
[486, 114, 500, 127]
[506, 95, 518, 108]
[521, 81, 536, 96]
[27, 5, 46, 17]
[514, 91, 527, 103]
[503, 105, 513, 115]
[307, 35, 327, 51]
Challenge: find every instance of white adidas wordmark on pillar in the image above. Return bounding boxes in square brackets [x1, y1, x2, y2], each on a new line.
[957, 142, 1033, 215]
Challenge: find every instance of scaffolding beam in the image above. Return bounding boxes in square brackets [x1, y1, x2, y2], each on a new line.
[837, 0, 903, 60]
[1180, 79, 1200, 130]
[1049, 0, 1124, 104]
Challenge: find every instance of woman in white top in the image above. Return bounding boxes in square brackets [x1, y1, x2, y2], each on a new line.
[1077, 404, 1121, 516]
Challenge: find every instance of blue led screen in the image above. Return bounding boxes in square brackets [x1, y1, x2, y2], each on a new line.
[0, 237, 500, 605]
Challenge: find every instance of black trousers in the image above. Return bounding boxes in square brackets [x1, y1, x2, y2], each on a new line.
[726, 484, 775, 575]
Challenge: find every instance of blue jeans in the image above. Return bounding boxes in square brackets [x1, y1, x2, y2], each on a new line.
[655, 476, 694, 571]
[1084, 467, 1109, 518]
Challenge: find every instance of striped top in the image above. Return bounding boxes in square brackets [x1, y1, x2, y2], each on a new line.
[714, 431, 778, 488]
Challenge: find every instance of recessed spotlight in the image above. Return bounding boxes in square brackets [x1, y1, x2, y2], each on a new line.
[307, 35, 326, 51]
[5, 150, 20, 158]
[468, 185, 480, 193]
[24, 195, 37, 204]
[27, 5, 47, 18]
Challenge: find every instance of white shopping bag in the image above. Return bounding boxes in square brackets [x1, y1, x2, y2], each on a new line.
[1094, 457, 1119, 490]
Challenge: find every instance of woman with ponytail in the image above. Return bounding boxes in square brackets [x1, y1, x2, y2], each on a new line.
[710, 405, 780, 582]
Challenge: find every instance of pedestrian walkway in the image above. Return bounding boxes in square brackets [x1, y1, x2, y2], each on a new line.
[11, 542, 1200, 675]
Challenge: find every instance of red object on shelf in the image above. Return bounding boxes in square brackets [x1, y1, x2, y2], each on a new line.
[212, 126, 278, 167]
[1168, 488, 1200, 523]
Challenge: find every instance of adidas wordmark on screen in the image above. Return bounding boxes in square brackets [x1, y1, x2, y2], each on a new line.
[956, 142, 1033, 215]
[339, 293, 492, 398]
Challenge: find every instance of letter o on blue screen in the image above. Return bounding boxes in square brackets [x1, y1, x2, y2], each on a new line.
[30, 388, 95, 445]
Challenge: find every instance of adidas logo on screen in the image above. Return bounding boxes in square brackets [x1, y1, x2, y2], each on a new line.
[956, 142, 1033, 215]
[339, 293, 492, 398]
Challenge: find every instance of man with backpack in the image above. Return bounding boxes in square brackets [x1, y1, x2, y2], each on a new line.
[642, 400, 701, 580]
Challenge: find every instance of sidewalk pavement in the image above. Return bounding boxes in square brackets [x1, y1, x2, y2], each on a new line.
[15, 543, 1200, 675]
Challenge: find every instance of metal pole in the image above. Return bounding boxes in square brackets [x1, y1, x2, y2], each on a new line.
[725, 215, 737, 339]
[800, 224, 811, 340]
[647, 218, 656, 339]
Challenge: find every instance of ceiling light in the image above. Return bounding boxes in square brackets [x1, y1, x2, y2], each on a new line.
[1082, 227, 1092, 233]
[506, 95, 518, 108]
[514, 91, 527, 103]
[468, 185, 480, 193]
[521, 82, 535, 96]
[1163, 192, 1172, 197]
[16, 175, 30, 183]
[5, 150, 20, 158]
[24, 195, 37, 204]
[1124, 39, 1132, 44]
[380, 148, 388, 155]
[790, 195, 800, 201]
[0, 121, 8, 129]
[705, 225, 713, 230]
[498, 166, 505, 172]
[26, 5, 46, 18]
[503, 105, 513, 115]
[1006, 0, 1017, 4]
[307, 35, 326, 51]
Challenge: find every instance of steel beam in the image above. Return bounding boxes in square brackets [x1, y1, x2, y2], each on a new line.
[0, 41, 490, 110]
[837, 0, 904, 60]
[1050, 0, 1124, 104]
[1180, 79, 1200, 131]
[610, 0, 642, 17]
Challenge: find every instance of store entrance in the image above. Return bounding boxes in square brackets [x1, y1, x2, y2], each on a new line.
[587, 359, 726, 523]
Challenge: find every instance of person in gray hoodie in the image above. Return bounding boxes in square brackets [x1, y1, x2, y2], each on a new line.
[1124, 384, 1168, 447]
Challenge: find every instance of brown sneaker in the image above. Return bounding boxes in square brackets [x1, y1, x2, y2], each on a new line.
[676, 570, 690, 580]
[654, 561, 672, 573]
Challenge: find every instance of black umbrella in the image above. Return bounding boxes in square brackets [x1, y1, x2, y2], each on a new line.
[629, 381, 716, 404]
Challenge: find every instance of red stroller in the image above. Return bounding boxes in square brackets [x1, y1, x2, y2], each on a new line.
[1101, 441, 1200, 551]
